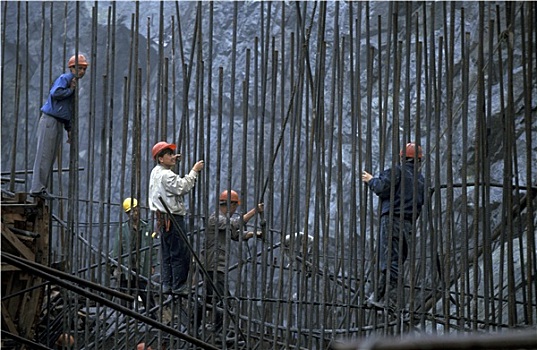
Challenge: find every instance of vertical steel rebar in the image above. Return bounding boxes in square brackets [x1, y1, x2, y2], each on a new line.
[445, 1, 456, 334]
[8, 2, 20, 193]
[459, 11, 471, 330]
[1, 2, 536, 349]
[521, 2, 536, 326]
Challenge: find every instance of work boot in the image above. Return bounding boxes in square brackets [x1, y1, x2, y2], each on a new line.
[207, 308, 223, 333]
[30, 189, 56, 200]
[365, 293, 386, 310]
[172, 284, 190, 297]
[364, 273, 387, 307]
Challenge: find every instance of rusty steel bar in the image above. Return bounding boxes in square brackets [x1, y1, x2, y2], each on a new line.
[521, 2, 536, 326]
[3, 252, 134, 302]
[2, 252, 219, 350]
[458, 8, 469, 328]
[8, 1, 21, 194]
[1, 2, 536, 349]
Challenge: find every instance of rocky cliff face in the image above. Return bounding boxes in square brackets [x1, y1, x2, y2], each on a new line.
[1, 0, 536, 332]
[2, 2, 535, 194]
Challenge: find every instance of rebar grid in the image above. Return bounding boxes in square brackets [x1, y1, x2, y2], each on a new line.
[1, 1, 536, 350]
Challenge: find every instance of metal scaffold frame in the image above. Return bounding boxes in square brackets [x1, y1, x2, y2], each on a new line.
[1, 1, 536, 349]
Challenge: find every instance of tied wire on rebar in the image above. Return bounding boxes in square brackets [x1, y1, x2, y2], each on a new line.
[1, 1, 536, 350]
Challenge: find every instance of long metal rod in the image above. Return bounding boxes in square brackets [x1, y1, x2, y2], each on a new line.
[1, 2, 536, 349]
[1, 252, 219, 350]
[521, 2, 536, 326]
[3, 252, 134, 302]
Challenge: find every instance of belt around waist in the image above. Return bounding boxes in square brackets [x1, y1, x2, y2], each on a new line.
[43, 112, 62, 120]
[157, 212, 184, 218]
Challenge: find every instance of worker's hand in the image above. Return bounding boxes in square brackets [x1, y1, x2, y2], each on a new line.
[361, 170, 373, 183]
[245, 231, 263, 239]
[66, 131, 71, 144]
[192, 160, 204, 172]
[173, 153, 181, 161]
[257, 203, 264, 213]
[70, 78, 77, 90]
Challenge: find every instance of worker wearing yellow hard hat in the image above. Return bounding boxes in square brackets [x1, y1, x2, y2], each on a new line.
[113, 197, 157, 314]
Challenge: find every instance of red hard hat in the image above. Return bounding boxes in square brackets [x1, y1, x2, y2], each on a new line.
[152, 141, 176, 159]
[219, 190, 240, 205]
[400, 142, 423, 159]
[68, 54, 89, 68]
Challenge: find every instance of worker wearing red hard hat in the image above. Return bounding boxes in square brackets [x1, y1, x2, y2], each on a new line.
[361, 142, 425, 311]
[148, 141, 204, 296]
[30, 54, 89, 200]
[202, 189, 264, 333]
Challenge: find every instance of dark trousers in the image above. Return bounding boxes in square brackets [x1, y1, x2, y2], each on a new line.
[205, 271, 228, 329]
[119, 275, 154, 312]
[377, 215, 411, 298]
[160, 214, 190, 290]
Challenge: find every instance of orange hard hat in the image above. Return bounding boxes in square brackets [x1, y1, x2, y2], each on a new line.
[152, 141, 176, 159]
[219, 190, 240, 205]
[68, 54, 89, 68]
[400, 142, 423, 159]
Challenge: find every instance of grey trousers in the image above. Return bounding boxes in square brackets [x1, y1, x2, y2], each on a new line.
[30, 113, 63, 193]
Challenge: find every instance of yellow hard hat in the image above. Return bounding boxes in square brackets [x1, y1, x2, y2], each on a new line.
[122, 198, 138, 213]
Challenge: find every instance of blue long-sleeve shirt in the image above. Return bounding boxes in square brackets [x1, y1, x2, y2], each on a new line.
[367, 162, 425, 218]
[40, 72, 76, 131]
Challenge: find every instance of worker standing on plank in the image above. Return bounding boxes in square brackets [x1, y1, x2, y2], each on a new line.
[361, 142, 425, 311]
[202, 189, 263, 333]
[148, 141, 204, 297]
[31, 54, 88, 200]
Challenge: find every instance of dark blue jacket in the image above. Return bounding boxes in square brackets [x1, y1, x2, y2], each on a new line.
[367, 161, 425, 218]
[40, 72, 76, 131]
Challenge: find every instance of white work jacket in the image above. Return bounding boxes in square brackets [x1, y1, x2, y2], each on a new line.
[148, 164, 199, 215]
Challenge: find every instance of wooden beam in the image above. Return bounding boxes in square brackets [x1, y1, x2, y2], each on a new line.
[1, 302, 18, 335]
[1, 223, 35, 261]
[1, 263, 20, 272]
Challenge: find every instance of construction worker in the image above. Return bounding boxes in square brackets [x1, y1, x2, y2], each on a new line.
[136, 343, 153, 350]
[30, 54, 88, 200]
[113, 198, 157, 313]
[361, 142, 425, 310]
[54, 333, 74, 348]
[148, 141, 204, 296]
[202, 190, 264, 333]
